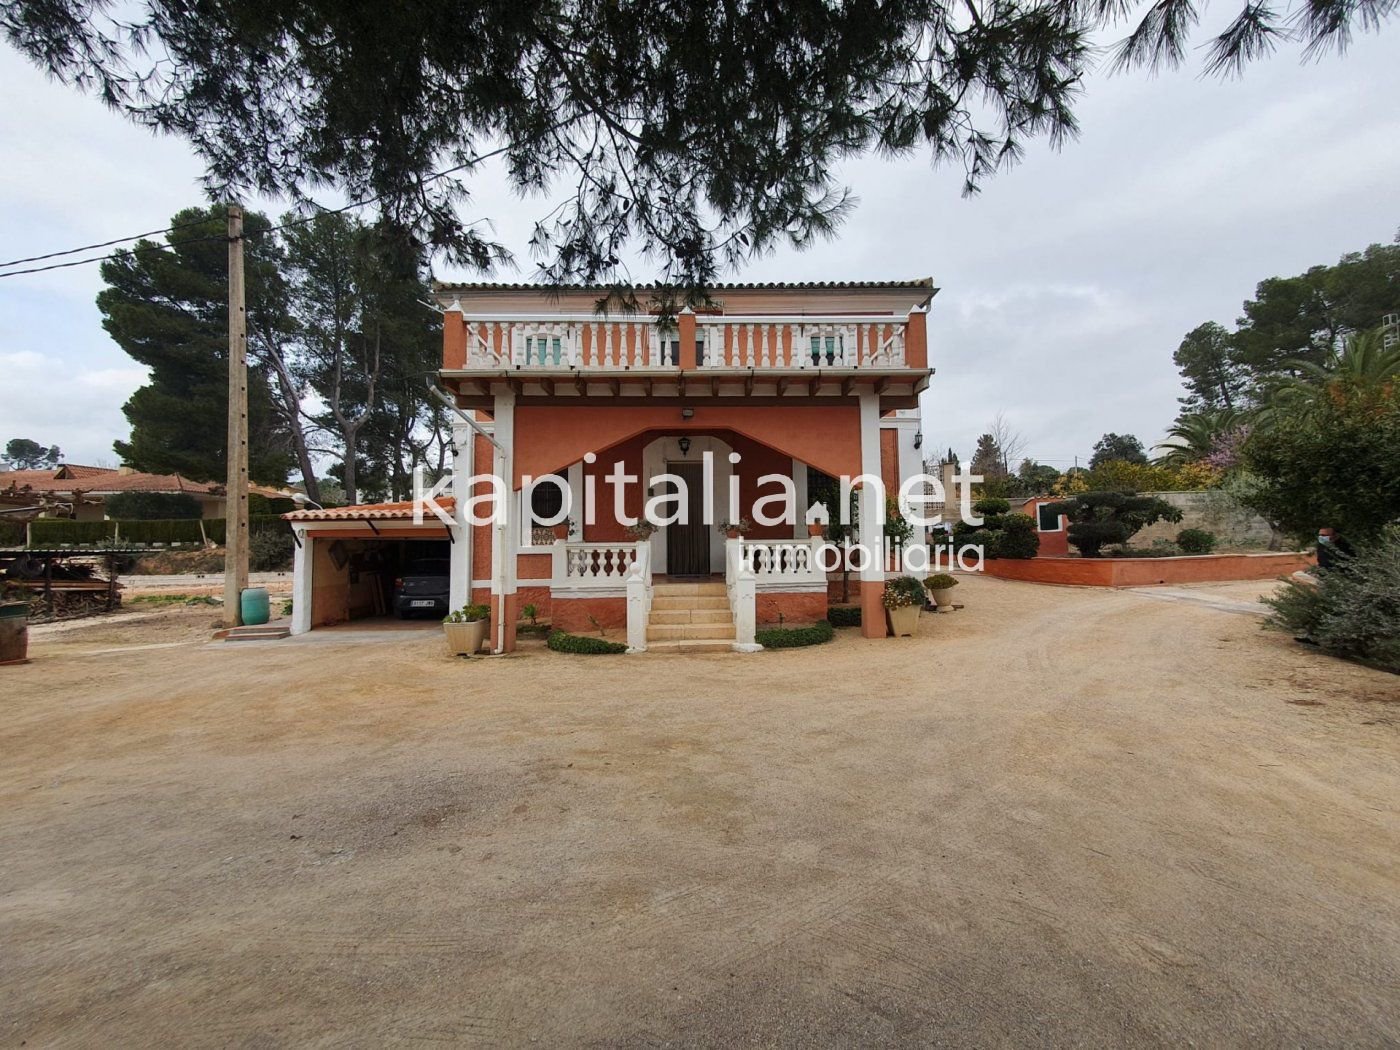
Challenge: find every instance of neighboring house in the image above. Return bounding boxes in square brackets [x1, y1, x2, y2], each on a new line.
[0, 465, 227, 520]
[284, 280, 936, 650]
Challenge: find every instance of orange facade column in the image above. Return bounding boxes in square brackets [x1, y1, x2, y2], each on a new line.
[442, 308, 467, 369]
[859, 581, 885, 639]
[904, 308, 927, 370]
[678, 308, 697, 370]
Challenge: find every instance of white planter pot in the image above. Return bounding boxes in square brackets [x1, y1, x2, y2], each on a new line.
[444, 619, 489, 656]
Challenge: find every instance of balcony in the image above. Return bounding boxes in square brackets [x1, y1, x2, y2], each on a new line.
[441, 308, 930, 409]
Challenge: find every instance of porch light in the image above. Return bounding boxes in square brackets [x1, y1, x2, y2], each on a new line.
[681, 407, 694, 420]
[678, 437, 692, 457]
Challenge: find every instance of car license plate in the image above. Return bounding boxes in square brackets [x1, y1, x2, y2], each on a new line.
[411, 599, 436, 608]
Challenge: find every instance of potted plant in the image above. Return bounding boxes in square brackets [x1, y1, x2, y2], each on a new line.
[624, 520, 658, 540]
[924, 572, 959, 609]
[0, 582, 30, 666]
[550, 518, 575, 541]
[717, 518, 752, 540]
[443, 602, 491, 656]
[882, 575, 925, 637]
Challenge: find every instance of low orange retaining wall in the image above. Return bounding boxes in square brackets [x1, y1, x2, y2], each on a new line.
[983, 552, 1314, 587]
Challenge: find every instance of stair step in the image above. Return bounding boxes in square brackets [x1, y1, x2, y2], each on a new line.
[653, 581, 727, 596]
[652, 595, 730, 611]
[646, 623, 737, 641]
[643, 639, 736, 654]
[649, 608, 734, 625]
[224, 625, 291, 641]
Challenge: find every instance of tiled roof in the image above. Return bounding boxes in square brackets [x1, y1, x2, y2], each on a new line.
[435, 278, 935, 293]
[60, 464, 116, 479]
[283, 498, 456, 522]
[0, 470, 220, 496]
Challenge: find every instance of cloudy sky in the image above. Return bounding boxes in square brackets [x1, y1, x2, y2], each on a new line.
[1, 25, 1396, 472]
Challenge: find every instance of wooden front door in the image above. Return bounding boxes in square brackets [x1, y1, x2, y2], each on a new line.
[665, 461, 710, 576]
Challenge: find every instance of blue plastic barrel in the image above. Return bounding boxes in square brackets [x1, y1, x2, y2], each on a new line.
[240, 587, 270, 626]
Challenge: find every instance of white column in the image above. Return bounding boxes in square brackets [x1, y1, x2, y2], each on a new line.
[490, 390, 517, 652]
[290, 525, 312, 635]
[791, 457, 808, 540]
[858, 391, 885, 584]
[449, 420, 473, 612]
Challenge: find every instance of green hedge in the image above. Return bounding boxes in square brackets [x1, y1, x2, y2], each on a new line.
[0, 520, 26, 547]
[546, 630, 628, 654]
[828, 605, 861, 627]
[27, 519, 117, 545]
[104, 492, 202, 520]
[26, 514, 291, 547]
[756, 620, 835, 648]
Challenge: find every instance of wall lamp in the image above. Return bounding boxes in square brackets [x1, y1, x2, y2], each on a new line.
[681, 407, 694, 420]
[678, 437, 692, 456]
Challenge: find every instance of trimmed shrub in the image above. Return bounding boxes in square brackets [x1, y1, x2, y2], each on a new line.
[1264, 527, 1400, 673]
[104, 492, 202, 520]
[972, 497, 1011, 516]
[28, 518, 117, 545]
[115, 518, 206, 544]
[0, 520, 25, 547]
[828, 605, 861, 628]
[1176, 528, 1217, 555]
[547, 630, 628, 654]
[249, 527, 294, 571]
[986, 513, 1039, 559]
[756, 620, 835, 649]
[1044, 492, 1183, 558]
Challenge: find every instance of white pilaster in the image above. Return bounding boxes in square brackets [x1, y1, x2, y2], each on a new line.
[449, 420, 474, 612]
[290, 525, 312, 635]
[490, 390, 517, 652]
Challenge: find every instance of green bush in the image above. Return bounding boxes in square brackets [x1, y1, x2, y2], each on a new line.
[115, 518, 206, 544]
[0, 520, 24, 547]
[104, 492, 202, 520]
[827, 605, 861, 627]
[1044, 492, 1183, 558]
[986, 513, 1039, 559]
[547, 630, 628, 654]
[972, 497, 1011, 516]
[1176, 528, 1217, 554]
[1264, 527, 1400, 673]
[882, 575, 925, 608]
[925, 573, 958, 590]
[28, 518, 117, 545]
[756, 620, 835, 648]
[249, 527, 294, 571]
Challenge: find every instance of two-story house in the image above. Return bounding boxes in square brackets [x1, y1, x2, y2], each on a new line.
[284, 279, 936, 651]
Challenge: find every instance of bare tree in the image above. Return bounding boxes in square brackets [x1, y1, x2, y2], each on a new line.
[989, 413, 1026, 476]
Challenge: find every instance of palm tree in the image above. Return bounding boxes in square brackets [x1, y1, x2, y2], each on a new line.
[1154, 408, 1244, 466]
[1261, 330, 1400, 423]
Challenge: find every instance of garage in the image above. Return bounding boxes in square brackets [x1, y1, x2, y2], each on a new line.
[284, 503, 456, 633]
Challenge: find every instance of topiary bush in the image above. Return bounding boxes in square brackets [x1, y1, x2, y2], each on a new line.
[983, 513, 1039, 559]
[1263, 527, 1400, 673]
[972, 497, 1011, 516]
[827, 605, 861, 627]
[756, 620, 835, 648]
[1044, 492, 1183, 558]
[547, 629, 628, 654]
[1176, 528, 1217, 554]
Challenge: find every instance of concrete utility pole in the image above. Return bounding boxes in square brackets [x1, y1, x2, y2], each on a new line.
[223, 204, 249, 626]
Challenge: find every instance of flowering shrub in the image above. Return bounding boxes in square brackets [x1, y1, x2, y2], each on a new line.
[881, 575, 925, 609]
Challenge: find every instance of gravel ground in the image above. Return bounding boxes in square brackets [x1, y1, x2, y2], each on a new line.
[1, 575, 1397, 1047]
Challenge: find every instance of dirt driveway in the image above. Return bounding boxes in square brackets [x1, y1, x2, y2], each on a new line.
[2, 576, 1397, 1047]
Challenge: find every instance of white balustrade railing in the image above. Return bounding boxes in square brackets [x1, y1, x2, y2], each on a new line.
[739, 537, 828, 586]
[457, 313, 908, 371]
[698, 316, 905, 370]
[553, 541, 645, 585]
[462, 315, 662, 370]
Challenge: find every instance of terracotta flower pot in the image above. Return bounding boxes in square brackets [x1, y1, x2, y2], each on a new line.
[444, 618, 489, 656]
[807, 522, 825, 537]
[551, 522, 570, 540]
[726, 528, 742, 540]
[885, 604, 921, 637]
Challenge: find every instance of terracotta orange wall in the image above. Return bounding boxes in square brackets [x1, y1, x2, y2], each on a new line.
[756, 591, 829, 626]
[581, 433, 648, 542]
[552, 596, 627, 632]
[513, 403, 861, 484]
[983, 551, 1314, 587]
[879, 429, 899, 497]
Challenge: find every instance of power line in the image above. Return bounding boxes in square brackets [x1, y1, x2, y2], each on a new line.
[0, 214, 217, 270]
[0, 141, 517, 281]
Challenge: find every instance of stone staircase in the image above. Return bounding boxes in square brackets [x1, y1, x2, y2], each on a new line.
[645, 580, 735, 653]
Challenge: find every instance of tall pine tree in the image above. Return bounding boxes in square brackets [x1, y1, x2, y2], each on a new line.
[99, 206, 292, 484]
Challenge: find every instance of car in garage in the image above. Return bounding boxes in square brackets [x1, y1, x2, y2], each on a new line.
[393, 557, 451, 618]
